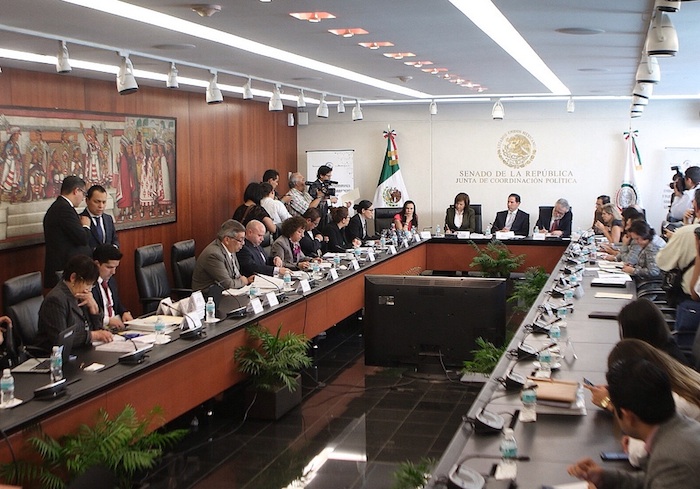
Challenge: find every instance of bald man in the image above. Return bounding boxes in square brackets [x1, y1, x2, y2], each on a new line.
[236, 220, 290, 277]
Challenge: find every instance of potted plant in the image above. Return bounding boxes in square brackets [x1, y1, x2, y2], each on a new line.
[461, 337, 508, 380]
[234, 323, 313, 420]
[469, 240, 525, 278]
[0, 405, 187, 489]
[508, 266, 549, 312]
[392, 457, 437, 489]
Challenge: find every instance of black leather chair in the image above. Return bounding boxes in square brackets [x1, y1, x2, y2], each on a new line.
[374, 208, 397, 235]
[135, 244, 172, 314]
[470, 204, 482, 234]
[3, 271, 43, 354]
[171, 239, 196, 291]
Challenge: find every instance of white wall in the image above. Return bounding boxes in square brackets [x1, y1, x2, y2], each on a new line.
[298, 99, 700, 233]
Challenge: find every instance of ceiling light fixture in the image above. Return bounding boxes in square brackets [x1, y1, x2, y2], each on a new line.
[636, 54, 661, 83]
[655, 0, 680, 12]
[352, 100, 363, 121]
[56, 40, 71, 73]
[191, 4, 221, 17]
[297, 89, 306, 108]
[633, 82, 653, 99]
[358, 42, 394, 50]
[269, 84, 283, 111]
[166, 62, 179, 88]
[289, 12, 336, 22]
[429, 100, 437, 116]
[206, 71, 223, 103]
[328, 28, 369, 37]
[337, 97, 346, 114]
[646, 11, 678, 57]
[316, 93, 329, 118]
[242, 78, 253, 99]
[492, 99, 504, 120]
[632, 95, 649, 106]
[116, 54, 138, 95]
[383, 52, 416, 60]
[566, 96, 575, 113]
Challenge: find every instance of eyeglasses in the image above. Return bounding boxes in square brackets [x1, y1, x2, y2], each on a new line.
[230, 236, 245, 244]
[76, 188, 86, 194]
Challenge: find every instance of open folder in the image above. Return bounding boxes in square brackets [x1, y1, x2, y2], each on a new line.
[528, 378, 579, 407]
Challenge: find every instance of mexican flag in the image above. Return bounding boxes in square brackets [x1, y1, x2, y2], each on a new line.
[373, 130, 410, 209]
[616, 130, 643, 209]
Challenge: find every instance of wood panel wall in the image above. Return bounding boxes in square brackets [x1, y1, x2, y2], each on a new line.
[0, 68, 297, 314]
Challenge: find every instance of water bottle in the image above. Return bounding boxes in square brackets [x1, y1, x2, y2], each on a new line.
[485, 224, 492, 238]
[380, 234, 386, 249]
[499, 428, 518, 468]
[520, 388, 537, 422]
[1, 369, 14, 407]
[154, 316, 166, 344]
[311, 261, 320, 280]
[538, 349, 552, 375]
[550, 322, 561, 344]
[249, 283, 259, 299]
[435, 224, 442, 236]
[205, 297, 216, 323]
[283, 270, 292, 290]
[50, 345, 63, 382]
[333, 254, 341, 268]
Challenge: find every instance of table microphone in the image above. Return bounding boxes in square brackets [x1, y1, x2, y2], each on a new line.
[215, 280, 247, 318]
[254, 273, 287, 302]
[118, 337, 152, 364]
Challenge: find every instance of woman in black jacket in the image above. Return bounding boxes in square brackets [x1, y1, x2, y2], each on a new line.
[346, 200, 374, 243]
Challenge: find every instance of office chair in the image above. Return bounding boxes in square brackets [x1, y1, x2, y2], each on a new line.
[135, 244, 173, 314]
[171, 239, 196, 292]
[470, 204, 482, 234]
[3, 271, 44, 358]
[373, 208, 398, 235]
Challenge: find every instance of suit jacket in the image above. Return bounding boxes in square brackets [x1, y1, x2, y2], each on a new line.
[598, 412, 700, 489]
[491, 209, 530, 236]
[80, 209, 119, 250]
[43, 196, 91, 288]
[271, 236, 310, 270]
[92, 278, 127, 326]
[324, 223, 349, 253]
[535, 208, 573, 238]
[191, 239, 246, 291]
[346, 214, 372, 242]
[237, 239, 275, 277]
[445, 206, 476, 232]
[35, 281, 102, 353]
[300, 230, 324, 257]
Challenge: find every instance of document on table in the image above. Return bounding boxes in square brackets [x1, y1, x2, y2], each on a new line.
[125, 315, 182, 333]
[94, 334, 155, 352]
[594, 292, 634, 300]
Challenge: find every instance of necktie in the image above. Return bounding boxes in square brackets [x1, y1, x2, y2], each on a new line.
[505, 212, 515, 230]
[231, 255, 240, 278]
[95, 216, 104, 243]
[551, 219, 559, 232]
[101, 281, 113, 317]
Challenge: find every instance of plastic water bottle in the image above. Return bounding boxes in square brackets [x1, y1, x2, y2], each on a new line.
[550, 322, 561, 344]
[485, 224, 492, 238]
[435, 224, 442, 236]
[154, 316, 166, 344]
[249, 283, 259, 299]
[520, 388, 537, 423]
[380, 235, 386, 249]
[205, 297, 216, 323]
[50, 346, 63, 382]
[333, 254, 341, 268]
[499, 428, 518, 468]
[283, 270, 292, 290]
[538, 349, 552, 375]
[1, 369, 14, 407]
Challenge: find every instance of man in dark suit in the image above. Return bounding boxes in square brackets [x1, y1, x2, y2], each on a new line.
[568, 358, 700, 487]
[92, 244, 132, 331]
[81, 185, 119, 250]
[191, 219, 253, 291]
[535, 198, 573, 237]
[43, 176, 92, 288]
[237, 220, 290, 277]
[491, 193, 530, 236]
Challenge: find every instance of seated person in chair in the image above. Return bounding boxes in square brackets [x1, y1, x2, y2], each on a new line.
[192, 219, 254, 291]
[35, 254, 113, 353]
[535, 198, 572, 237]
[237, 220, 290, 277]
[347, 200, 375, 243]
[92, 244, 133, 331]
[491, 193, 530, 236]
[445, 193, 475, 233]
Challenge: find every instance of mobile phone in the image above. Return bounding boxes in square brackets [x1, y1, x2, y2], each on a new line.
[600, 451, 629, 461]
[583, 377, 594, 387]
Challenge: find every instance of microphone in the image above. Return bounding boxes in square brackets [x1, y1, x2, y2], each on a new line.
[502, 362, 526, 391]
[214, 280, 247, 318]
[118, 337, 152, 364]
[254, 274, 287, 303]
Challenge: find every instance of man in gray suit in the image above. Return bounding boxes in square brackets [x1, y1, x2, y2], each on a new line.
[568, 358, 700, 488]
[191, 220, 255, 291]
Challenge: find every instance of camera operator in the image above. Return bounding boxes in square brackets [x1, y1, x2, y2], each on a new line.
[307, 165, 338, 233]
[669, 166, 700, 222]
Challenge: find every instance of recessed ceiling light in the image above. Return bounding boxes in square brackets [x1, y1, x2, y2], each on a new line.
[328, 28, 369, 37]
[383, 52, 416, 60]
[290, 12, 336, 22]
[359, 42, 394, 49]
[190, 4, 221, 17]
[152, 43, 196, 50]
[556, 27, 605, 35]
[405, 61, 433, 68]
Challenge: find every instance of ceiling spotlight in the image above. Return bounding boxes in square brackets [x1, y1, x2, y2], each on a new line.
[632, 95, 649, 106]
[633, 82, 653, 99]
[166, 62, 179, 88]
[269, 84, 283, 111]
[655, 0, 680, 12]
[316, 93, 329, 118]
[116, 54, 138, 95]
[242, 78, 253, 99]
[352, 100, 363, 121]
[297, 89, 306, 108]
[566, 97, 575, 113]
[206, 71, 223, 104]
[646, 12, 678, 57]
[337, 97, 346, 114]
[56, 40, 71, 73]
[398, 76, 413, 83]
[636, 55, 660, 83]
[429, 100, 437, 116]
[191, 4, 222, 17]
[492, 99, 504, 120]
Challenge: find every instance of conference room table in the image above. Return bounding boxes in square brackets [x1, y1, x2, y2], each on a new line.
[428, 244, 633, 488]
[0, 236, 570, 463]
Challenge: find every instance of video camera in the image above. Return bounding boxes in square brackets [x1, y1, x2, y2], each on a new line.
[306, 180, 338, 197]
[670, 166, 685, 192]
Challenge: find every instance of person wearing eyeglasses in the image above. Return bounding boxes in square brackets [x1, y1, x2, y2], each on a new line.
[192, 219, 255, 291]
[347, 200, 375, 243]
[43, 175, 92, 289]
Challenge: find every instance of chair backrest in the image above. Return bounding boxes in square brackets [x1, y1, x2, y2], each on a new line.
[470, 204, 482, 234]
[171, 239, 196, 290]
[134, 244, 171, 313]
[374, 208, 398, 235]
[3, 271, 44, 346]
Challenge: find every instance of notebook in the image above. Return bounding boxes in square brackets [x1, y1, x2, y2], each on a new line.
[12, 326, 76, 374]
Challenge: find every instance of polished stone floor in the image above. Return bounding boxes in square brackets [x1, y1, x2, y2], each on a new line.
[142, 318, 480, 489]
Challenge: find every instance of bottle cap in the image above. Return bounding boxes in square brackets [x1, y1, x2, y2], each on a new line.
[503, 428, 514, 436]
[2, 368, 10, 376]
[52, 345, 59, 353]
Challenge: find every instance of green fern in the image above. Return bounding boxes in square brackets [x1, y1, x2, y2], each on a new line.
[462, 337, 508, 375]
[507, 266, 549, 312]
[469, 240, 525, 278]
[392, 457, 437, 489]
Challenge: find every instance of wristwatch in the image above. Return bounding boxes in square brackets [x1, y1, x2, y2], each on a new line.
[600, 396, 611, 410]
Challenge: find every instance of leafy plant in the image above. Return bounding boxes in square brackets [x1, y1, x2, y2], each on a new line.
[1, 405, 187, 489]
[507, 266, 550, 312]
[469, 240, 524, 278]
[234, 323, 313, 392]
[392, 457, 437, 489]
[462, 337, 508, 375]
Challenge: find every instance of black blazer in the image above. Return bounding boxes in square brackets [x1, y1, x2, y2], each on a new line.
[80, 209, 119, 250]
[346, 214, 372, 242]
[236, 239, 275, 276]
[491, 209, 530, 236]
[323, 223, 350, 253]
[300, 230, 324, 257]
[445, 206, 476, 232]
[91, 278, 127, 321]
[43, 197, 91, 288]
[535, 208, 573, 238]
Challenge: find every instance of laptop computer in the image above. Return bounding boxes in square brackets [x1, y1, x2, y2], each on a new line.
[12, 326, 76, 374]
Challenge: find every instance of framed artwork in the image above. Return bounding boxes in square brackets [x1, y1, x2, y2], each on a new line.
[0, 107, 176, 250]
